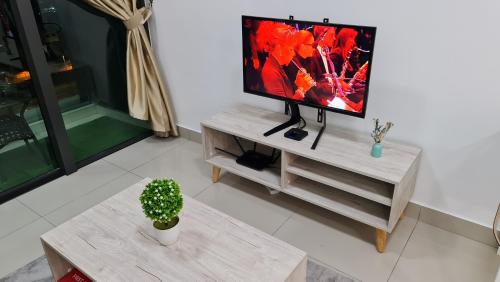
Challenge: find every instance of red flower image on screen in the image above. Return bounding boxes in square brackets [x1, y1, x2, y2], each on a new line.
[242, 17, 376, 115]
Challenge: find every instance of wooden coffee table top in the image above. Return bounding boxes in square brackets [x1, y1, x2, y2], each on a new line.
[41, 179, 307, 281]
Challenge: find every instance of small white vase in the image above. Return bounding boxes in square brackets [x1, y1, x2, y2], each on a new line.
[154, 219, 181, 246]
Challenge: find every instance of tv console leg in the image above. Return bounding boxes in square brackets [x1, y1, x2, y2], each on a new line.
[375, 229, 387, 253]
[212, 166, 221, 183]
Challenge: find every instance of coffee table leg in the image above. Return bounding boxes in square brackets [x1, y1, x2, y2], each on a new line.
[42, 240, 73, 280]
[375, 229, 387, 253]
[288, 257, 307, 281]
[212, 166, 221, 183]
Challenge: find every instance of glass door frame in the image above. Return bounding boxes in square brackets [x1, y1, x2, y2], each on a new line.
[0, 0, 151, 203]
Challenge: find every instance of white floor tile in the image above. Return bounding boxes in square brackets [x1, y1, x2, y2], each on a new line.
[2, 135, 497, 282]
[17, 160, 127, 215]
[274, 202, 417, 282]
[131, 140, 211, 197]
[44, 173, 142, 226]
[389, 222, 500, 282]
[0, 218, 53, 278]
[0, 200, 39, 239]
[195, 174, 299, 234]
[175, 139, 203, 156]
[104, 136, 185, 171]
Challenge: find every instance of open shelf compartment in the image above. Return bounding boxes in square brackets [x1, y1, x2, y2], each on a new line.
[203, 127, 282, 190]
[287, 155, 394, 206]
[285, 176, 390, 230]
[202, 106, 422, 251]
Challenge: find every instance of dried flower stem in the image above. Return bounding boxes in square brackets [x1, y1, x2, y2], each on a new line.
[371, 118, 394, 144]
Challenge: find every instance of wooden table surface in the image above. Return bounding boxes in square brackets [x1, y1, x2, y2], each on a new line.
[41, 179, 307, 281]
[202, 105, 421, 184]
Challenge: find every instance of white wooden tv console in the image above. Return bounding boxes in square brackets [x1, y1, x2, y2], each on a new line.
[201, 105, 421, 253]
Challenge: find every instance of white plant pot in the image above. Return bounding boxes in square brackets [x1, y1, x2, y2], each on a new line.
[154, 219, 180, 246]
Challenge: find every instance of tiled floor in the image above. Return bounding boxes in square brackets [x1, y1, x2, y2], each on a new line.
[0, 136, 498, 281]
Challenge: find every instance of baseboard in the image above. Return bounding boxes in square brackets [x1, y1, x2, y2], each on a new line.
[177, 125, 498, 248]
[178, 124, 202, 144]
[418, 205, 497, 247]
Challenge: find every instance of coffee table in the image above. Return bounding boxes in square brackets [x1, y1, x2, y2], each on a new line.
[40, 179, 307, 281]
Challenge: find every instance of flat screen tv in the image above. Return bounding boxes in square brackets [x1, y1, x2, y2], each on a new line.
[242, 15, 376, 118]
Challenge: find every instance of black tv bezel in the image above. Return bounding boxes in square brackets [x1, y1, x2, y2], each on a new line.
[241, 15, 377, 118]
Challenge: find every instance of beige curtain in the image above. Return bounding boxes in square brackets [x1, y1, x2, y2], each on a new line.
[84, 0, 178, 137]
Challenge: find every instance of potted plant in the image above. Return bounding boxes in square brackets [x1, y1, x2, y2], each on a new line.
[140, 179, 183, 245]
[370, 118, 394, 158]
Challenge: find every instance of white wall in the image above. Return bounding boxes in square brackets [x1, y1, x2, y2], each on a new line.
[149, 0, 500, 227]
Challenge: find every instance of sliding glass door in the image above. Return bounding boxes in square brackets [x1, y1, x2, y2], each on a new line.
[0, 0, 59, 194]
[31, 0, 150, 163]
[0, 0, 151, 202]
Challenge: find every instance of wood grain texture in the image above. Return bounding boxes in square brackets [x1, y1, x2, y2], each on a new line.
[375, 229, 387, 253]
[41, 240, 74, 281]
[201, 105, 421, 184]
[287, 156, 394, 206]
[388, 154, 421, 231]
[201, 105, 422, 250]
[207, 152, 282, 190]
[287, 256, 307, 282]
[282, 151, 299, 188]
[212, 166, 221, 183]
[285, 178, 390, 230]
[41, 179, 307, 282]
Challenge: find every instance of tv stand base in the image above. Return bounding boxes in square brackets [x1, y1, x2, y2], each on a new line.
[264, 102, 326, 150]
[263, 103, 301, 137]
[311, 109, 326, 150]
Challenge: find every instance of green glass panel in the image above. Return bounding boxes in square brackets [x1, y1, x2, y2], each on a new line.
[33, 0, 150, 163]
[0, 1, 58, 193]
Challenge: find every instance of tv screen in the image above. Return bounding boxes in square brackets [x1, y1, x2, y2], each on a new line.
[242, 16, 376, 118]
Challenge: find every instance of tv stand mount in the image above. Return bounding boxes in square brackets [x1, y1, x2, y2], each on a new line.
[263, 102, 326, 150]
[312, 109, 326, 150]
[263, 102, 301, 137]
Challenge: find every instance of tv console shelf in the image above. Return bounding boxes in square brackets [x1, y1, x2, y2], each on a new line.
[201, 105, 421, 253]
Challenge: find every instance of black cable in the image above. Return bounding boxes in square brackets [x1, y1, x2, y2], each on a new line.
[214, 147, 240, 158]
[296, 117, 306, 129]
[271, 151, 281, 164]
[232, 136, 246, 154]
[229, 135, 281, 166]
